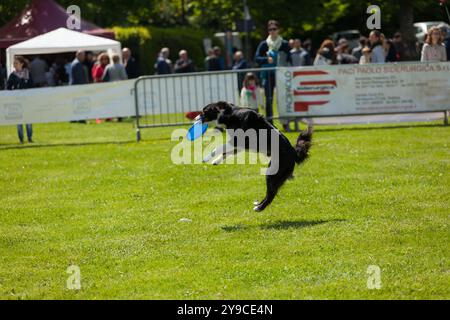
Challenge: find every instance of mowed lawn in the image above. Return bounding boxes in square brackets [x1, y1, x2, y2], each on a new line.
[0, 120, 448, 300]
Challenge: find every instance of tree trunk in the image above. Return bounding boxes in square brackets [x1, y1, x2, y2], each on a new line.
[398, 0, 419, 61]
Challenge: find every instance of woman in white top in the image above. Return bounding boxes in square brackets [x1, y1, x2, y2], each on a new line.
[421, 26, 447, 62]
[359, 47, 372, 64]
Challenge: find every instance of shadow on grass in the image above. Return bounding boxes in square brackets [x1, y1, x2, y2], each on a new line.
[0, 140, 136, 151]
[222, 219, 346, 233]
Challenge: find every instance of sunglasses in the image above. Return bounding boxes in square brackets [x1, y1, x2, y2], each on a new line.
[268, 28, 278, 32]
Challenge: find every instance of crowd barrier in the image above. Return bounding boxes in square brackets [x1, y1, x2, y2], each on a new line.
[133, 68, 275, 141]
[0, 62, 448, 142]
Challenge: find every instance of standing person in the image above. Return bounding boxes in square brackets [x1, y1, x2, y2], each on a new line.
[240, 73, 263, 112]
[45, 62, 57, 87]
[302, 38, 314, 57]
[421, 27, 447, 62]
[55, 56, 69, 85]
[0, 62, 6, 90]
[352, 37, 367, 61]
[290, 38, 312, 66]
[204, 48, 213, 70]
[122, 48, 139, 79]
[359, 47, 372, 64]
[205, 48, 222, 71]
[254, 20, 291, 124]
[381, 33, 398, 62]
[29, 55, 48, 87]
[91, 53, 110, 123]
[369, 30, 385, 63]
[232, 51, 247, 70]
[336, 39, 359, 64]
[92, 53, 110, 83]
[84, 51, 95, 83]
[69, 51, 89, 85]
[213, 46, 225, 70]
[103, 55, 128, 123]
[155, 48, 172, 75]
[437, 24, 450, 61]
[393, 32, 406, 61]
[6, 56, 34, 144]
[288, 39, 295, 50]
[103, 55, 128, 82]
[174, 50, 196, 73]
[232, 51, 248, 91]
[314, 39, 338, 65]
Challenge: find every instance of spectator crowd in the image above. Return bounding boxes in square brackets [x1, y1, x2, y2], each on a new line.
[0, 20, 449, 142]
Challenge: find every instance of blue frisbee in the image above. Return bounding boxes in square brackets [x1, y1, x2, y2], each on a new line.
[187, 121, 209, 141]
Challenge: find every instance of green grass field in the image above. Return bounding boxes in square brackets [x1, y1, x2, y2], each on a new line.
[0, 120, 449, 300]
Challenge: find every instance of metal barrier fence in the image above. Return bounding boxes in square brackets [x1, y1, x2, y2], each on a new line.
[133, 68, 276, 141]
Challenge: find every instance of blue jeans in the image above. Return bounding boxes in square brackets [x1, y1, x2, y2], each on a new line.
[17, 124, 33, 142]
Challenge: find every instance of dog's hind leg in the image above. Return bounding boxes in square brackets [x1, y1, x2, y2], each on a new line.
[254, 164, 294, 212]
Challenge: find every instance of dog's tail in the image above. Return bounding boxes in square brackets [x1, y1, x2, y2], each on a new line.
[295, 124, 313, 165]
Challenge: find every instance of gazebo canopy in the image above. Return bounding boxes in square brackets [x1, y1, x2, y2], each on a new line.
[0, 0, 115, 49]
[6, 28, 122, 75]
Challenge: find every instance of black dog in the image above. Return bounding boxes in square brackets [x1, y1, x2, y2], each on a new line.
[200, 101, 313, 212]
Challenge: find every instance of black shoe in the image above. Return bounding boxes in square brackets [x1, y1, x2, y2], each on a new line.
[28, 139, 33, 143]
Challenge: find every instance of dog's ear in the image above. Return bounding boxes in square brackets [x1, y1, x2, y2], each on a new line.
[202, 103, 217, 113]
[215, 101, 232, 114]
[202, 102, 232, 121]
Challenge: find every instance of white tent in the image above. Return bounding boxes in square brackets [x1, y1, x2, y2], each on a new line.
[6, 28, 122, 75]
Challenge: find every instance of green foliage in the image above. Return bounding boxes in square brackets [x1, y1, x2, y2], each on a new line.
[112, 27, 152, 74]
[0, 120, 449, 299]
[114, 26, 221, 74]
[0, 0, 28, 27]
[1, 0, 447, 36]
[0, 0, 448, 61]
[112, 27, 152, 45]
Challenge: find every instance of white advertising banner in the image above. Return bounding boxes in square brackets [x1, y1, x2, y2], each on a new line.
[276, 62, 450, 117]
[0, 72, 239, 126]
[0, 80, 136, 126]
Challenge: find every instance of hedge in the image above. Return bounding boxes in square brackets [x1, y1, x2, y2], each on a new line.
[113, 26, 223, 75]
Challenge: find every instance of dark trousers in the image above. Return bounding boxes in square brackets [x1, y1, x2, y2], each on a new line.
[17, 124, 33, 142]
[263, 71, 276, 124]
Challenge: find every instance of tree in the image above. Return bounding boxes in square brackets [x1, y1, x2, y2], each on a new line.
[0, 0, 447, 44]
